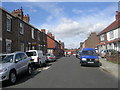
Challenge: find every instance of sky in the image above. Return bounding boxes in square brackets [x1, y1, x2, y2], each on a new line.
[1, 1, 118, 49]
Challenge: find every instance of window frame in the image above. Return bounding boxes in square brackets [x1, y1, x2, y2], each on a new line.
[6, 14, 12, 32]
[32, 28, 35, 39]
[19, 21, 24, 35]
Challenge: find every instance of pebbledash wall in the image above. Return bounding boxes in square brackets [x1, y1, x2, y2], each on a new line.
[1, 7, 48, 54]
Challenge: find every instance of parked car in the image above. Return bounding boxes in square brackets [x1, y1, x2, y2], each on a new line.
[46, 53, 56, 62]
[26, 50, 47, 67]
[100, 49, 112, 58]
[0, 52, 33, 84]
[76, 51, 82, 58]
[79, 48, 99, 66]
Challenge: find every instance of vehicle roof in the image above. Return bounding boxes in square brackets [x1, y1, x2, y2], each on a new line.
[0, 51, 25, 56]
[26, 50, 42, 52]
[82, 48, 95, 51]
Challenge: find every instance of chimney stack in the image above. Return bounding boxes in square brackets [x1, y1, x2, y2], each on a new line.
[11, 9, 23, 20]
[41, 29, 46, 33]
[115, 11, 120, 20]
[47, 32, 53, 38]
[23, 14, 30, 23]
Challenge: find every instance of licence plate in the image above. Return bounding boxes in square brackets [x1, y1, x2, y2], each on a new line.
[88, 62, 94, 63]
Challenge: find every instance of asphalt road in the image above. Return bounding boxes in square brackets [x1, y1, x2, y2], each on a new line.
[2, 56, 118, 88]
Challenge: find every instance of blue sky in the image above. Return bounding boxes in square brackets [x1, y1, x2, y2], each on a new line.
[2, 2, 118, 49]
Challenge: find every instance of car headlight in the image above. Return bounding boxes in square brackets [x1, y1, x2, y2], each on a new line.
[82, 58, 87, 61]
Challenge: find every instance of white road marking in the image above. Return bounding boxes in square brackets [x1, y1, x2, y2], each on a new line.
[42, 66, 51, 70]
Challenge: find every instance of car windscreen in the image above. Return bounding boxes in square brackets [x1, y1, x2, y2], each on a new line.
[82, 50, 98, 56]
[26, 52, 36, 57]
[0, 55, 14, 63]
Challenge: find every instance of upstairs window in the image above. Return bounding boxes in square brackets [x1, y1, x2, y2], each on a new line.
[32, 28, 34, 39]
[37, 31, 40, 40]
[6, 14, 12, 32]
[109, 31, 114, 39]
[20, 22, 24, 35]
[100, 34, 104, 41]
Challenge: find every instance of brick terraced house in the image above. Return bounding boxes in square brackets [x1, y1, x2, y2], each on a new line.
[0, 7, 64, 55]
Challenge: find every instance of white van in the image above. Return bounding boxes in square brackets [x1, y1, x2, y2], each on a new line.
[26, 50, 46, 67]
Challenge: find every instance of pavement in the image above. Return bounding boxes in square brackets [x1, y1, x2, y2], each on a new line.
[99, 57, 120, 80]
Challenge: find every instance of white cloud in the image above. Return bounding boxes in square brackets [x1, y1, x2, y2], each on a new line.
[40, 3, 117, 49]
[72, 9, 83, 14]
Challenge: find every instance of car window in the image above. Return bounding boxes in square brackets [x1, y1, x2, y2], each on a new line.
[82, 50, 97, 56]
[20, 53, 27, 60]
[15, 54, 21, 61]
[26, 51, 36, 56]
[0, 55, 14, 63]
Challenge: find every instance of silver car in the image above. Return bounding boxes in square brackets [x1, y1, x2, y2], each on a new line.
[0, 52, 33, 84]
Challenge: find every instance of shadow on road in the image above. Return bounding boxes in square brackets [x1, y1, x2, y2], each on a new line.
[2, 63, 53, 88]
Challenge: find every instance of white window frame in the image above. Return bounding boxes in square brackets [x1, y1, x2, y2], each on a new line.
[20, 22, 24, 35]
[109, 30, 114, 39]
[6, 39, 12, 53]
[6, 14, 12, 32]
[100, 34, 104, 41]
[32, 28, 34, 39]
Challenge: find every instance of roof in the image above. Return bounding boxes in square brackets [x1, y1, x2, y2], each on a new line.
[98, 20, 119, 35]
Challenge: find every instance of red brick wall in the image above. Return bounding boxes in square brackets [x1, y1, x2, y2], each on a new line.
[47, 36, 55, 48]
[84, 32, 99, 48]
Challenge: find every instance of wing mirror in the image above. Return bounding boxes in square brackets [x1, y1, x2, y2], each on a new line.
[15, 59, 19, 63]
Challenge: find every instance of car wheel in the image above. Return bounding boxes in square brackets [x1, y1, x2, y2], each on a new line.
[9, 71, 17, 84]
[28, 65, 32, 75]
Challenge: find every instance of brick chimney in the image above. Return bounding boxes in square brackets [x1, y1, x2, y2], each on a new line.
[11, 9, 23, 20]
[52, 35, 55, 39]
[115, 11, 120, 20]
[41, 29, 46, 33]
[23, 14, 30, 23]
[47, 32, 52, 38]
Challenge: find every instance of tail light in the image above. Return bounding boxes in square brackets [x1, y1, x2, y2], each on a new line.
[49, 57, 53, 59]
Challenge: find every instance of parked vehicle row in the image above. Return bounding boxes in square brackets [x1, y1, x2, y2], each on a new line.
[0, 50, 57, 85]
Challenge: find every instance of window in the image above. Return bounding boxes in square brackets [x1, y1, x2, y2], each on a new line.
[100, 34, 104, 41]
[20, 22, 24, 34]
[20, 53, 27, 59]
[20, 43, 24, 52]
[6, 39, 12, 53]
[32, 28, 34, 39]
[109, 31, 114, 39]
[37, 31, 40, 40]
[6, 14, 12, 32]
[15, 54, 21, 61]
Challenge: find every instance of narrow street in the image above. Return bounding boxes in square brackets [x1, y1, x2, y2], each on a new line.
[3, 56, 118, 88]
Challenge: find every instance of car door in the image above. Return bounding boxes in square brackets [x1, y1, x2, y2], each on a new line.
[19, 53, 29, 71]
[15, 53, 28, 74]
[15, 53, 23, 74]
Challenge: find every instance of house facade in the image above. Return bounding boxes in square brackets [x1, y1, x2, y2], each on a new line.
[79, 32, 99, 50]
[97, 11, 120, 52]
[1, 7, 47, 54]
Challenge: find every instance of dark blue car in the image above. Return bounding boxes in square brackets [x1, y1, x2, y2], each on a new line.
[79, 48, 99, 66]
